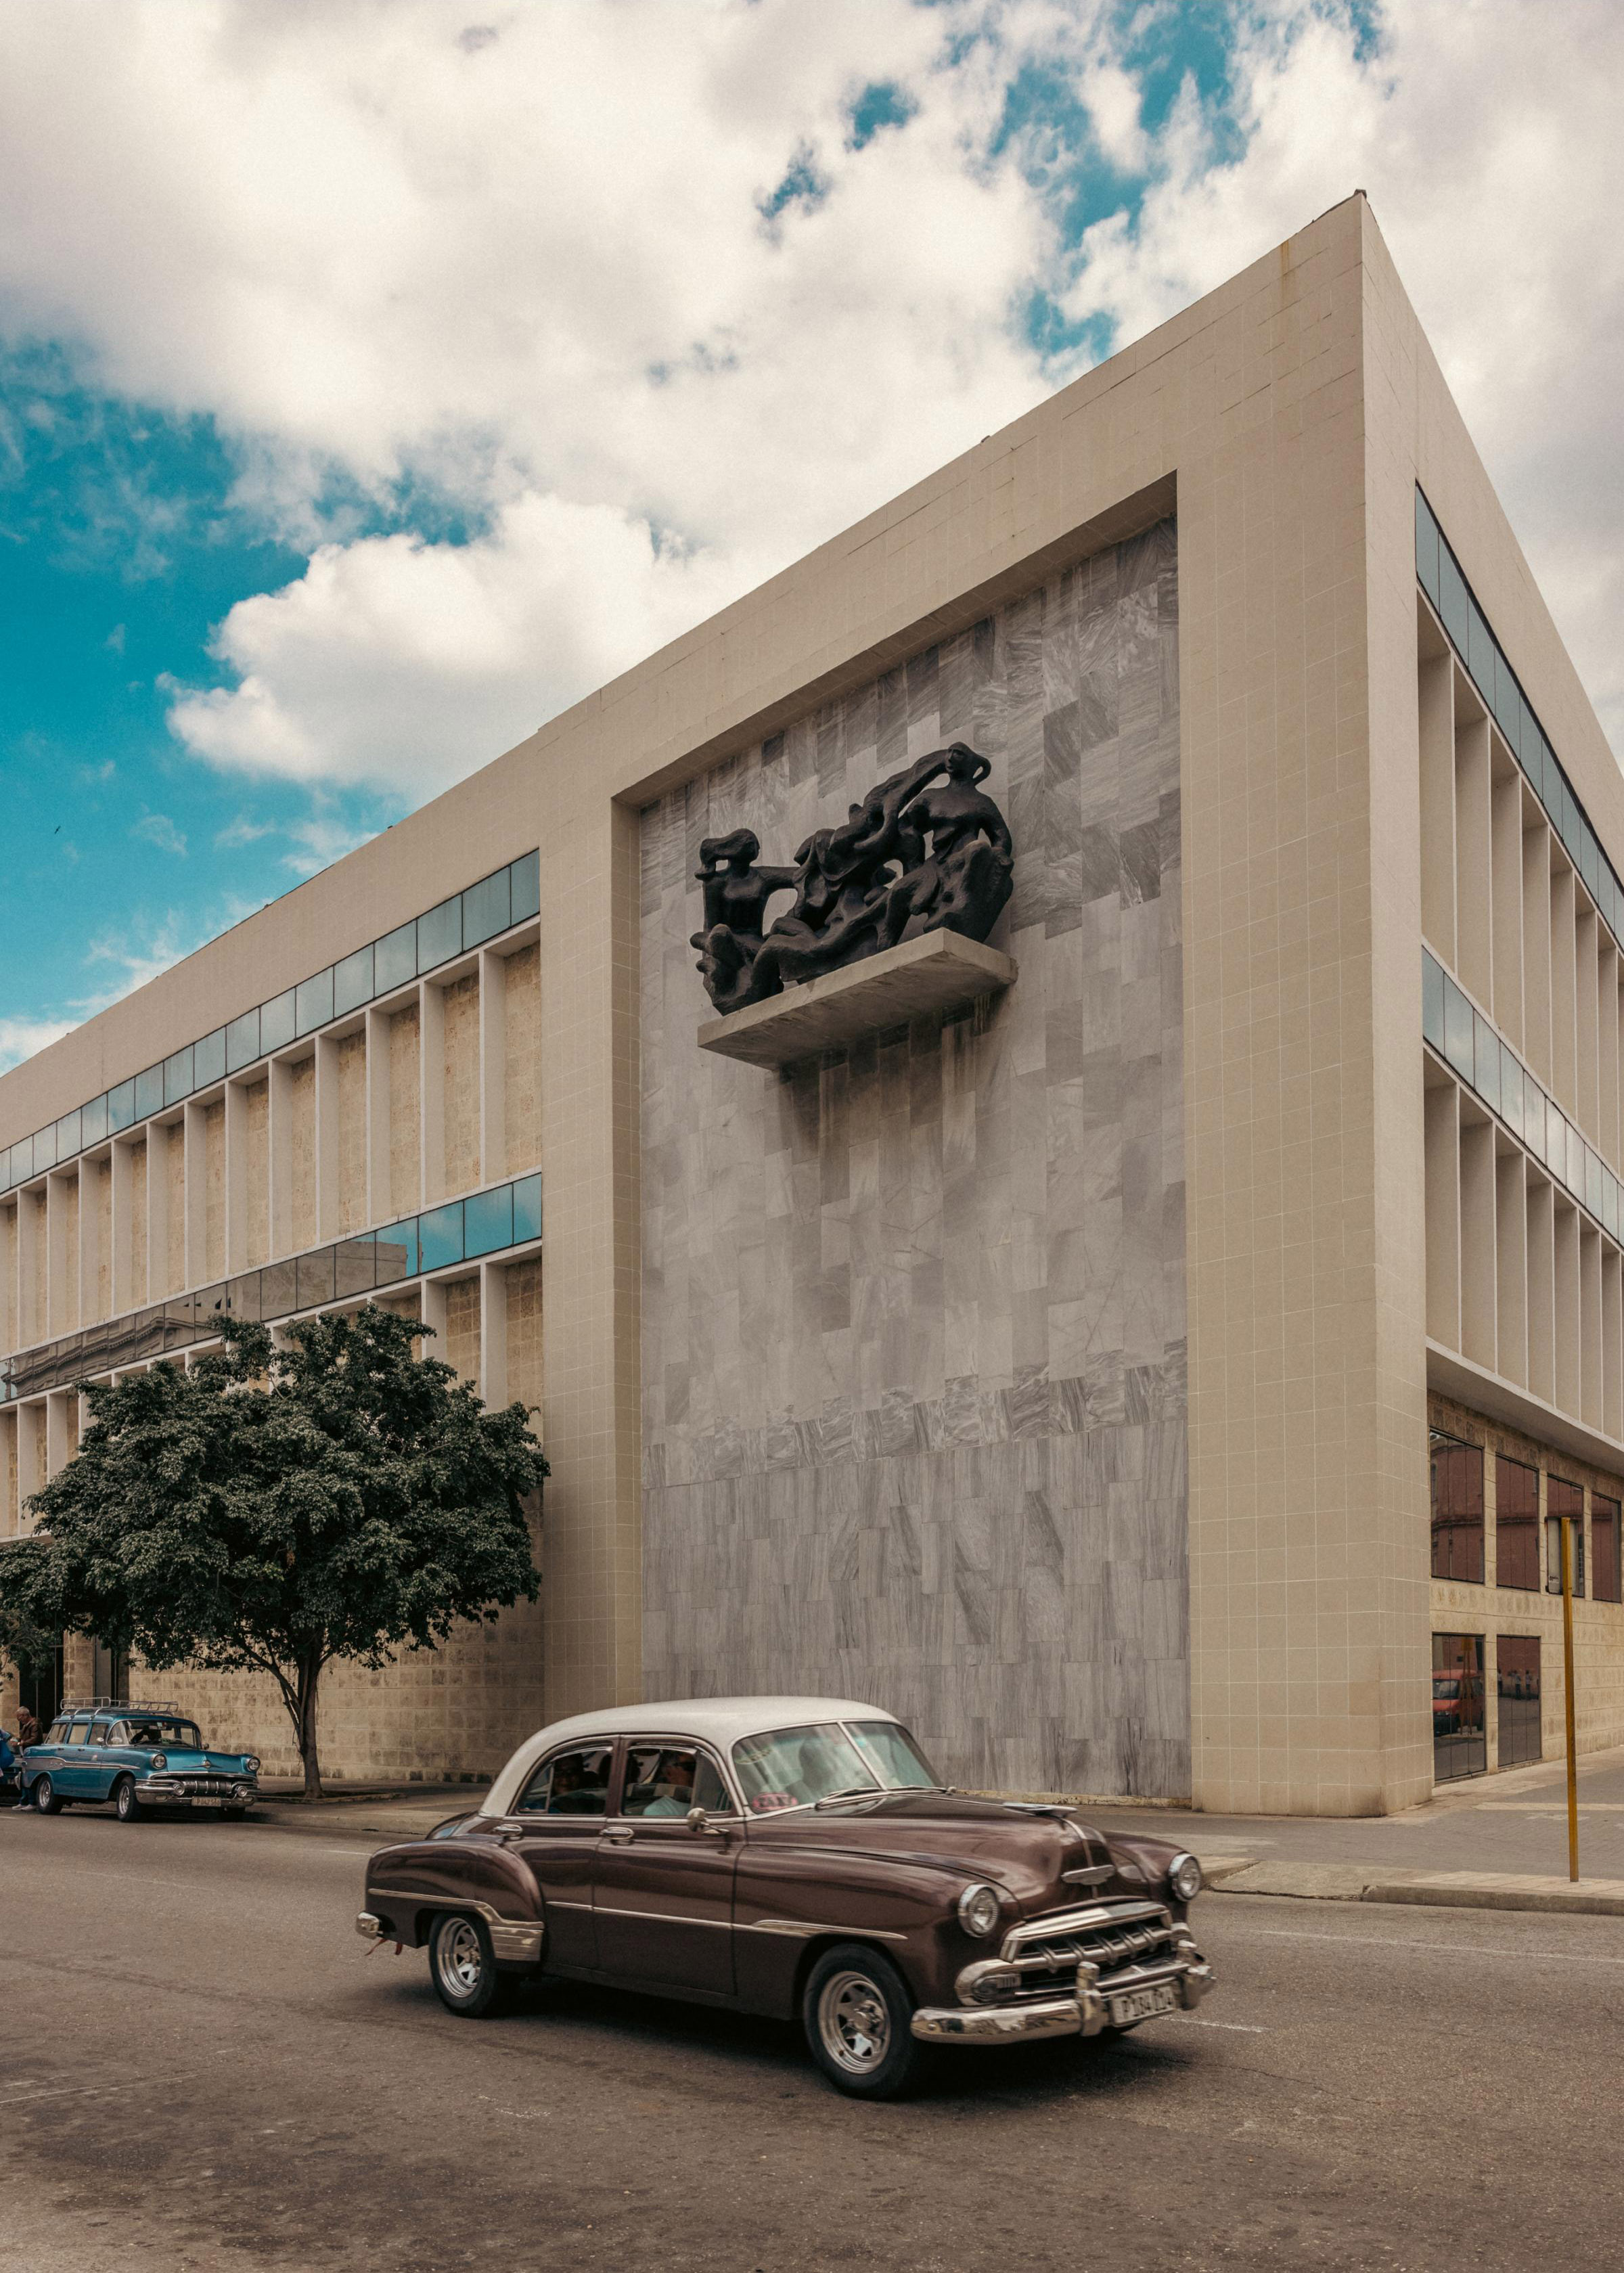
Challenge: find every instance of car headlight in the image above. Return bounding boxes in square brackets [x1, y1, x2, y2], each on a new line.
[243, 1756, 261, 1774]
[1167, 1851, 1202, 1903]
[149, 1753, 168, 1772]
[957, 1883, 1003, 1938]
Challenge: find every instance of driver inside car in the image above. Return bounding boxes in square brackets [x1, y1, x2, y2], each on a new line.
[641, 1751, 697, 1816]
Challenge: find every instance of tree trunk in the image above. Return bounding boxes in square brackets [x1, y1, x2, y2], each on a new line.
[297, 1657, 324, 1800]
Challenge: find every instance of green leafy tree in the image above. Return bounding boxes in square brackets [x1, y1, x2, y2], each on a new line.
[0, 1537, 60, 1719]
[16, 1309, 544, 1797]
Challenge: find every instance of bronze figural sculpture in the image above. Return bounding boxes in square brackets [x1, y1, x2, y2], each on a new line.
[691, 743, 1014, 1018]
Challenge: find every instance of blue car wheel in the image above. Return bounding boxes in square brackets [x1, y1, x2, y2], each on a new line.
[32, 1774, 64, 1815]
[114, 1776, 142, 1824]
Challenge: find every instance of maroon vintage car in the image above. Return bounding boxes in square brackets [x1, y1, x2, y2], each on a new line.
[357, 1696, 1214, 2098]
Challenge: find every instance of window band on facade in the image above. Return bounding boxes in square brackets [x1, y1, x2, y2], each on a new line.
[0, 849, 541, 1195]
[1422, 945, 1624, 1248]
[1416, 489, 1623, 951]
[0, 1170, 542, 1404]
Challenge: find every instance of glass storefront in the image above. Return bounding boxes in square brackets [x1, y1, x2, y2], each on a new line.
[1495, 1456, 1540, 1590]
[1431, 1434, 1485, 1583]
[1496, 1634, 1541, 1768]
[1594, 1496, 1621, 1604]
[1546, 1477, 1585, 1596]
[1433, 1631, 1487, 1782]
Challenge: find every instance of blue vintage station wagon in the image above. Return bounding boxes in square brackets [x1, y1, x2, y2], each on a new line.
[22, 1701, 261, 1822]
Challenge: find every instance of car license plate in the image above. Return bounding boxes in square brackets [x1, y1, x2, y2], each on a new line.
[1108, 1982, 1177, 2027]
[189, 1796, 224, 1809]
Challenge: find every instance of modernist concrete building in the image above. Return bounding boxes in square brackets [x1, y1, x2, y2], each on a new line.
[3, 193, 1623, 1814]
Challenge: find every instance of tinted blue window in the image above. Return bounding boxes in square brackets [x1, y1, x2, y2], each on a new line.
[224, 1272, 263, 1323]
[1587, 1149, 1605, 1222]
[1439, 549, 1469, 653]
[6, 1140, 30, 1185]
[1466, 602, 1493, 701]
[1606, 1173, 1621, 1244]
[1581, 827, 1600, 898]
[1492, 650, 1519, 742]
[1422, 950, 1446, 1051]
[512, 1171, 542, 1244]
[418, 1201, 464, 1271]
[107, 1079, 135, 1132]
[334, 944, 374, 1016]
[510, 849, 540, 923]
[164, 1045, 194, 1106]
[375, 1219, 419, 1283]
[1415, 489, 1439, 602]
[297, 1248, 336, 1309]
[1515, 696, 1537, 773]
[81, 1094, 108, 1146]
[334, 1233, 376, 1299]
[1548, 1096, 1566, 1171]
[1473, 1014, 1499, 1112]
[375, 922, 417, 993]
[1443, 978, 1475, 1080]
[225, 1008, 261, 1073]
[464, 1184, 513, 1257]
[1499, 1046, 1522, 1142]
[32, 1124, 56, 1171]
[260, 1260, 298, 1318]
[135, 1066, 163, 1121]
[417, 897, 461, 972]
[55, 1109, 81, 1161]
[261, 990, 296, 1054]
[462, 869, 511, 947]
[295, 968, 334, 1037]
[194, 1027, 227, 1087]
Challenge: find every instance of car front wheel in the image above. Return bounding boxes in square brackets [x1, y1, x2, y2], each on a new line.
[803, 1943, 928, 2099]
[32, 1775, 64, 1816]
[113, 1776, 141, 1824]
[428, 1914, 516, 2019]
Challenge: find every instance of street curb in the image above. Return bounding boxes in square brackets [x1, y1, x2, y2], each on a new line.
[1206, 1858, 1624, 1917]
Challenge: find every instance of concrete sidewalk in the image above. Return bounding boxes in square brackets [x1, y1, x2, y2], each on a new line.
[250, 1749, 1624, 1917]
[1087, 1744, 1624, 1918]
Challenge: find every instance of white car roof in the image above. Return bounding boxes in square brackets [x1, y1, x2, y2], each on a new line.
[484, 1696, 900, 1817]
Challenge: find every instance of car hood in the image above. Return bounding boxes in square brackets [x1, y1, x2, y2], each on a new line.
[744, 1790, 1184, 1910]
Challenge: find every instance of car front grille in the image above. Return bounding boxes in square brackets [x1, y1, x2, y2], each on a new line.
[167, 1776, 246, 1795]
[1002, 1901, 1179, 1996]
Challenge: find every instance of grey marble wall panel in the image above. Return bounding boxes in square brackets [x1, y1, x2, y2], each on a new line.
[639, 519, 1188, 1798]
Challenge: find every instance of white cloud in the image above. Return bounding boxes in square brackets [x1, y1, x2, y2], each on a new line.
[131, 809, 187, 855]
[1054, 0, 1624, 748]
[0, 1014, 77, 1073]
[0, 0, 1619, 790]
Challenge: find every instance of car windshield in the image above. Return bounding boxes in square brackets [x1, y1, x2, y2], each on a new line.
[731, 1721, 940, 1814]
[119, 1719, 204, 1751]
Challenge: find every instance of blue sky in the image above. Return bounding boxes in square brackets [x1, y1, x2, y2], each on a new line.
[0, 0, 1617, 1071]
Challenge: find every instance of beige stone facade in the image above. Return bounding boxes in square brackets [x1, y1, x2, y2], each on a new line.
[3, 194, 1621, 1809]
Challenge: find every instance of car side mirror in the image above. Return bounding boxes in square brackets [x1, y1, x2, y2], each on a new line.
[686, 1806, 708, 1831]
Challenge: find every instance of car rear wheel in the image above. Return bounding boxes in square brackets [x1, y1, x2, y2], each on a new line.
[32, 1774, 64, 1816]
[428, 1914, 517, 2019]
[803, 1943, 928, 2099]
[113, 1776, 142, 1823]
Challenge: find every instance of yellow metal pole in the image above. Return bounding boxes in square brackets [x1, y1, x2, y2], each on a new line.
[1562, 1514, 1579, 1884]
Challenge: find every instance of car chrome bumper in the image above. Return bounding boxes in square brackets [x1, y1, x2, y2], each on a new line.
[913, 1948, 1215, 2047]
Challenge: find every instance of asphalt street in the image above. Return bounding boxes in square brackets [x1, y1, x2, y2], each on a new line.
[3, 1802, 1621, 2272]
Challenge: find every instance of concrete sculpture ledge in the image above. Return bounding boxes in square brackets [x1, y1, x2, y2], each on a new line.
[698, 928, 1016, 1071]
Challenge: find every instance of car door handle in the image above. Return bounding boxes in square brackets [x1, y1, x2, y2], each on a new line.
[601, 1825, 634, 1844]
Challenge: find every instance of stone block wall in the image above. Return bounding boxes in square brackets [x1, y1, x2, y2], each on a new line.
[639, 520, 1189, 1799]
